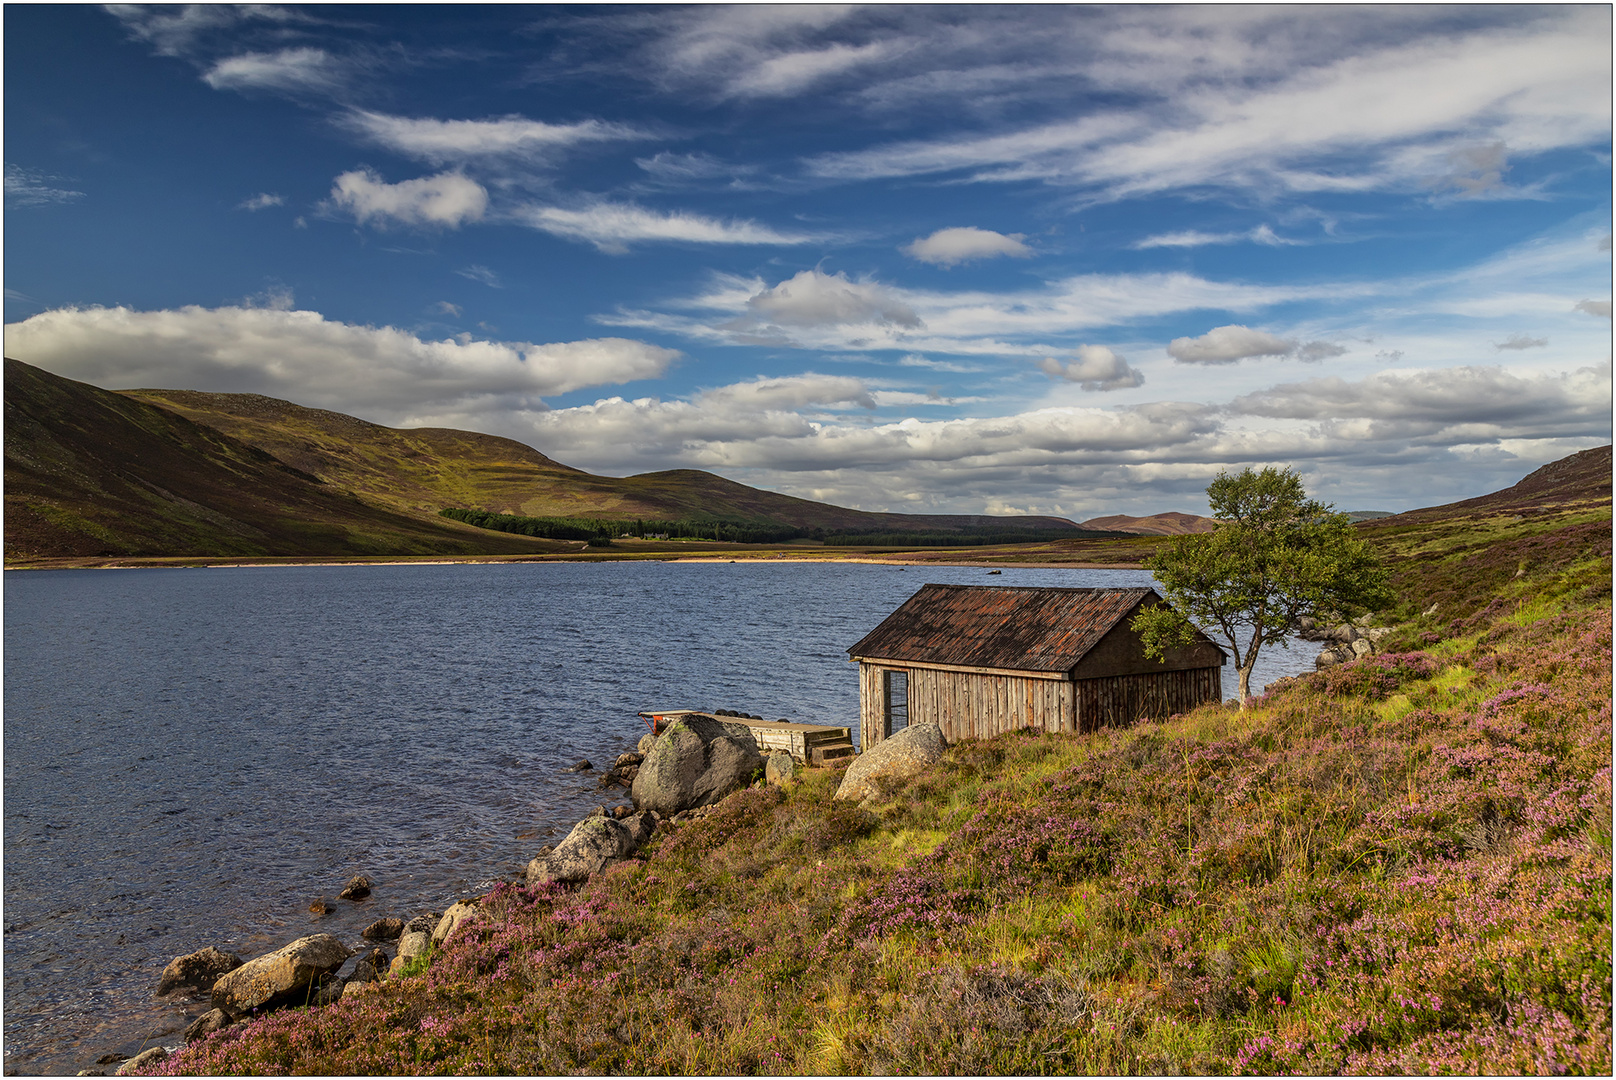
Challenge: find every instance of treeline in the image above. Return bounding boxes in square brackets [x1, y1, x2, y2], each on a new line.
[440, 507, 1097, 548]
[439, 508, 802, 544]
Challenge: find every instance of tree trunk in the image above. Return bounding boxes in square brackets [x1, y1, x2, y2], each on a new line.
[1237, 661, 1256, 707]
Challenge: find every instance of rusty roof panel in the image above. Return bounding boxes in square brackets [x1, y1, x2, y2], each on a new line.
[847, 584, 1158, 673]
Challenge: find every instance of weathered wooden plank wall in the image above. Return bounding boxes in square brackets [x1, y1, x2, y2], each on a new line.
[859, 662, 1221, 747]
[1073, 667, 1221, 731]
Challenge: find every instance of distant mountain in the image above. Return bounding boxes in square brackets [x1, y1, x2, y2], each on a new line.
[1343, 510, 1396, 522]
[1079, 511, 1218, 536]
[5, 358, 1092, 560]
[1359, 445, 1612, 525]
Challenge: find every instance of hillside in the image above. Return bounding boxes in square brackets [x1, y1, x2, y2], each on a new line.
[3, 358, 562, 560]
[1079, 510, 1217, 535]
[134, 448, 1611, 1077]
[123, 385, 1082, 535]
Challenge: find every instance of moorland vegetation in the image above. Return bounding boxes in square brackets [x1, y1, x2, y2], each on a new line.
[138, 448, 1612, 1076]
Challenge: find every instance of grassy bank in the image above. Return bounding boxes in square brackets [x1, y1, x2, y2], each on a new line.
[144, 501, 1610, 1075]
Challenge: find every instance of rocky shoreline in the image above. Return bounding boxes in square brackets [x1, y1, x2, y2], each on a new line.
[79, 709, 944, 1077]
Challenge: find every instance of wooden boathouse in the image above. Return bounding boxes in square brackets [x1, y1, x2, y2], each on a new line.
[848, 584, 1226, 748]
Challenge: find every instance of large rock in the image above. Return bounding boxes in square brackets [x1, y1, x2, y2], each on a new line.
[361, 917, 403, 941]
[765, 751, 796, 786]
[155, 946, 243, 998]
[526, 816, 633, 884]
[835, 722, 947, 803]
[210, 934, 353, 1019]
[525, 810, 659, 885]
[629, 716, 764, 815]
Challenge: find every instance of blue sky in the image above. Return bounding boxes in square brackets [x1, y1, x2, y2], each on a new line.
[5, 5, 1611, 519]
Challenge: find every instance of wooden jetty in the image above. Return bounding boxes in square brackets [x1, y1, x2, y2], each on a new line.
[638, 710, 856, 767]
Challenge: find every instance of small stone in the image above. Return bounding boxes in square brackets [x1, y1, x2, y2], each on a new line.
[311, 975, 346, 1006]
[308, 900, 330, 916]
[96, 1055, 128, 1066]
[612, 804, 633, 819]
[563, 760, 592, 773]
[765, 752, 796, 786]
[348, 948, 389, 984]
[637, 733, 657, 756]
[396, 931, 431, 962]
[403, 914, 437, 935]
[115, 1048, 168, 1075]
[614, 752, 643, 769]
[156, 946, 243, 998]
[183, 1008, 231, 1043]
[361, 917, 403, 941]
[338, 874, 372, 901]
[432, 901, 480, 946]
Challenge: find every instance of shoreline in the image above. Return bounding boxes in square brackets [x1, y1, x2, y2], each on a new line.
[4, 553, 1147, 572]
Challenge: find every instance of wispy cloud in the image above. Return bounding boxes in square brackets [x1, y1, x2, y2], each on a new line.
[4, 164, 84, 207]
[456, 265, 502, 288]
[203, 47, 349, 95]
[517, 200, 821, 253]
[238, 192, 285, 211]
[803, 10, 1610, 199]
[341, 110, 646, 166]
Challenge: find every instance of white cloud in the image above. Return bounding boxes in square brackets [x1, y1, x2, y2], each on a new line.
[727, 40, 894, 97]
[1132, 225, 1300, 249]
[326, 170, 488, 229]
[1574, 299, 1612, 319]
[203, 47, 347, 95]
[238, 192, 284, 211]
[4, 164, 84, 207]
[3, 305, 679, 418]
[903, 226, 1033, 267]
[341, 110, 644, 166]
[517, 201, 818, 253]
[1495, 334, 1548, 351]
[106, 4, 309, 58]
[1039, 345, 1145, 391]
[743, 270, 921, 329]
[1168, 324, 1344, 365]
[432, 301, 463, 318]
[804, 10, 1611, 199]
[1230, 363, 1612, 437]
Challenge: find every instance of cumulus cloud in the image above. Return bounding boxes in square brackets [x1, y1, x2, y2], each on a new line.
[1039, 345, 1145, 391]
[1168, 324, 1345, 365]
[326, 169, 488, 229]
[4, 164, 84, 207]
[1495, 334, 1548, 350]
[341, 110, 644, 166]
[1574, 299, 1612, 319]
[743, 270, 922, 329]
[903, 226, 1033, 267]
[1230, 363, 1612, 437]
[3, 305, 679, 418]
[203, 47, 347, 95]
[238, 192, 284, 211]
[517, 201, 818, 253]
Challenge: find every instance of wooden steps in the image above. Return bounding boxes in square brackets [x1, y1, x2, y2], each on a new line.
[638, 709, 856, 767]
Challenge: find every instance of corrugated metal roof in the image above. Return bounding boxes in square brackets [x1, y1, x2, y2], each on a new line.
[847, 584, 1157, 673]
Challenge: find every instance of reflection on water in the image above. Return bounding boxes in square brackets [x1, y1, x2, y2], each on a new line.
[3, 560, 1316, 1074]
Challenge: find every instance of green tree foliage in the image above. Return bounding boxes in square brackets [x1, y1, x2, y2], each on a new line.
[1131, 466, 1392, 706]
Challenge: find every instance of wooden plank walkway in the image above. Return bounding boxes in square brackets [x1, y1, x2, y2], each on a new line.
[638, 709, 856, 767]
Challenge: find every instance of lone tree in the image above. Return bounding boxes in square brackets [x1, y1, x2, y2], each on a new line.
[1131, 466, 1391, 706]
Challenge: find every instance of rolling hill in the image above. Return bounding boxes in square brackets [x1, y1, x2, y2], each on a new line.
[1078, 511, 1218, 535]
[5, 359, 1095, 561]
